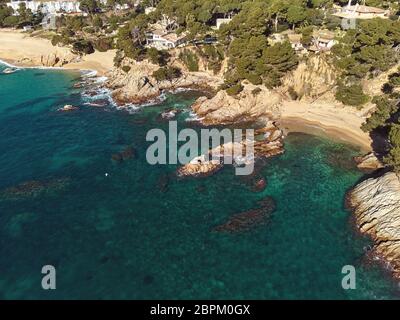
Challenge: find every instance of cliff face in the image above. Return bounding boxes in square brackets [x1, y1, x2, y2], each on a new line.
[348, 172, 400, 277]
[191, 84, 283, 125]
[191, 55, 340, 126]
[281, 55, 338, 101]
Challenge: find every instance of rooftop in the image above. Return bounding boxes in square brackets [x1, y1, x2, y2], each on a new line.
[345, 5, 387, 14]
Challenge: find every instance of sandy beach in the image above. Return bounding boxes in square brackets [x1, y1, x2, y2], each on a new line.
[279, 100, 373, 152]
[0, 29, 115, 75]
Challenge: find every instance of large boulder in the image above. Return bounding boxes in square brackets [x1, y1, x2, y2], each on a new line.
[191, 84, 282, 126]
[348, 172, 400, 278]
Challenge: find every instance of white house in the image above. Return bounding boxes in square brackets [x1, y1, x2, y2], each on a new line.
[7, 0, 82, 14]
[146, 21, 186, 50]
[309, 30, 337, 53]
[333, 3, 390, 20]
[146, 28, 187, 50]
[287, 33, 305, 52]
[145, 6, 156, 15]
[212, 18, 232, 30]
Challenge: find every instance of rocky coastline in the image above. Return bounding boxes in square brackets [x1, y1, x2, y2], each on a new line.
[4, 32, 399, 281]
[176, 122, 284, 178]
[347, 172, 400, 279]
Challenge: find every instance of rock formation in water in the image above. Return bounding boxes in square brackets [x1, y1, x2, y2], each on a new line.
[111, 145, 137, 163]
[0, 178, 70, 200]
[213, 196, 276, 233]
[348, 172, 400, 278]
[177, 122, 284, 177]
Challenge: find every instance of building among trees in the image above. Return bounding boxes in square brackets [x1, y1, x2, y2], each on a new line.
[333, 3, 390, 20]
[6, 0, 82, 14]
[309, 30, 336, 53]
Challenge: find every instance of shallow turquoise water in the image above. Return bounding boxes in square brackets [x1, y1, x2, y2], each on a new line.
[0, 64, 398, 299]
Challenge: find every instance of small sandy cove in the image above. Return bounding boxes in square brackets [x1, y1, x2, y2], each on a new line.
[280, 100, 373, 152]
[0, 29, 115, 75]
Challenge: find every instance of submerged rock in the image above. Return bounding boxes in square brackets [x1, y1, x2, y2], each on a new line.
[213, 197, 276, 233]
[252, 178, 267, 192]
[158, 108, 181, 121]
[0, 178, 70, 200]
[111, 145, 137, 163]
[58, 104, 79, 112]
[177, 155, 222, 178]
[157, 173, 169, 193]
[348, 172, 400, 278]
[86, 99, 108, 108]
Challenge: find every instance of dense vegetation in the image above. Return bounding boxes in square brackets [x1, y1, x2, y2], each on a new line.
[361, 66, 400, 171]
[332, 18, 400, 106]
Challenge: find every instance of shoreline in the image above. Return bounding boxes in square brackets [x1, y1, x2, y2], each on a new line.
[0, 29, 115, 76]
[279, 117, 371, 152]
[0, 58, 95, 76]
[279, 100, 373, 152]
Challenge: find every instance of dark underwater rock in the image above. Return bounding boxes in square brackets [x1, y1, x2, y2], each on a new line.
[157, 174, 169, 193]
[0, 178, 70, 200]
[112, 145, 137, 163]
[212, 197, 276, 234]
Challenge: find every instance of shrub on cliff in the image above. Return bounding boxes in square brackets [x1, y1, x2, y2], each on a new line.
[152, 67, 182, 82]
[72, 40, 95, 55]
[121, 65, 131, 73]
[146, 48, 170, 66]
[179, 49, 199, 72]
[226, 84, 244, 96]
[93, 37, 114, 52]
[198, 45, 224, 74]
[389, 73, 400, 87]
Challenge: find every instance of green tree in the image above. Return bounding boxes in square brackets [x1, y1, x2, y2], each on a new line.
[72, 40, 95, 55]
[384, 124, 400, 172]
[335, 83, 369, 106]
[361, 96, 398, 132]
[0, 5, 14, 27]
[286, 5, 307, 29]
[152, 66, 182, 82]
[80, 0, 100, 14]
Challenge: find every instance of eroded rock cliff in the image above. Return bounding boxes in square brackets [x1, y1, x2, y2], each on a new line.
[281, 55, 338, 101]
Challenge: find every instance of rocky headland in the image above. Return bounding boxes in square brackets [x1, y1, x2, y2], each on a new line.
[348, 172, 400, 278]
[106, 50, 223, 105]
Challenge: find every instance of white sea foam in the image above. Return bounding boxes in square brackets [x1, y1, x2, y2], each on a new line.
[185, 111, 203, 122]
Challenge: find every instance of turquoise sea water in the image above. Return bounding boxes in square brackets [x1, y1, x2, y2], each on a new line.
[0, 64, 398, 299]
